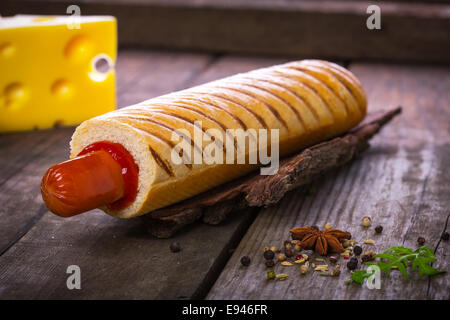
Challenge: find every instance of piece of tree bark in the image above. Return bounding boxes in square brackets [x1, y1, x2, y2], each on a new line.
[142, 107, 402, 238]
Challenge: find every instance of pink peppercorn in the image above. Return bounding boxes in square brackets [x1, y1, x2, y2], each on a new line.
[343, 256, 349, 260]
[295, 254, 303, 260]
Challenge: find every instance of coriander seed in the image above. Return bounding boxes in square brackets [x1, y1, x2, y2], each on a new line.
[362, 216, 372, 227]
[277, 253, 286, 262]
[300, 264, 308, 274]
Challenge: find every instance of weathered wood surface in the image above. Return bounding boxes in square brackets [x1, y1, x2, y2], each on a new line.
[143, 108, 401, 238]
[0, 50, 282, 299]
[207, 63, 450, 300]
[2, 0, 450, 63]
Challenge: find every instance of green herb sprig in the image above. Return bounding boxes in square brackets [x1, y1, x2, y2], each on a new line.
[351, 246, 446, 284]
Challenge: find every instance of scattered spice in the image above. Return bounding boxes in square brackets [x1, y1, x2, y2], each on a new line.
[375, 225, 383, 234]
[343, 256, 349, 260]
[332, 265, 341, 276]
[362, 216, 372, 227]
[353, 246, 363, 256]
[294, 244, 302, 252]
[263, 250, 275, 260]
[343, 240, 351, 248]
[270, 246, 277, 253]
[240, 256, 251, 267]
[291, 239, 300, 245]
[169, 242, 181, 253]
[340, 250, 350, 257]
[442, 232, 450, 241]
[314, 265, 329, 271]
[275, 273, 289, 280]
[295, 258, 306, 264]
[295, 254, 307, 264]
[347, 258, 358, 270]
[285, 248, 294, 258]
[263, 246, 270, 252]
[315, 258, 325, 262]
[266, 269, 275, 280]
[329, 256, 338, 264]
[417, 237, 426, 245]
[265, 260, 275, 268]
[290, 226, 351, 255]
[363, 239, 375, 245]
[324, 223, 332, 230]
[281, 261, 293, 266]
[300, 264, 309, 274]
[284, 241, 292, 250]
[277, 253, 286, 262]
[361, 251, 376, 263]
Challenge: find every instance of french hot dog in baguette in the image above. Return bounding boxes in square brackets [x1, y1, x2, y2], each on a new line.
[41, 60, 367, 218]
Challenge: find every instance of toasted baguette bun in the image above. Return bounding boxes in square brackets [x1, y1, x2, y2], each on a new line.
[70, 60, 367, 218]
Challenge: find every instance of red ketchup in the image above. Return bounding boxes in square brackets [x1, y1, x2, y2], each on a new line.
[41, 141, 139, 217]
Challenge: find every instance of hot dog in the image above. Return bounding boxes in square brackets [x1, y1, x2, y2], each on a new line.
[41, 60, 367, 218]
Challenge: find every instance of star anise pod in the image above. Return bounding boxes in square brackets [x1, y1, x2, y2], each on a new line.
[290, 226, 351, 255]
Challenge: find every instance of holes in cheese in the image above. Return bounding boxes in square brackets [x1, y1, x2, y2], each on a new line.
[4, 82, 29, 110]
[89, 54, 114, 82]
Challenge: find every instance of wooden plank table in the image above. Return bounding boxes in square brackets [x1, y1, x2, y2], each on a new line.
[0, 49, 449, 299]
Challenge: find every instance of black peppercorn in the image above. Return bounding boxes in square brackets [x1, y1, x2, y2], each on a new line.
[169, 242, 181, 253]
[353, 245, 363, 256]
[265, 260, 275, 268]
[347, 260, 358, 270]
[263, 249, 275, 260]
[441, 232, 449, 241]
[417, 237, 426, 245]
[240, 256, 251, 267]
[375, 225, 383, 234]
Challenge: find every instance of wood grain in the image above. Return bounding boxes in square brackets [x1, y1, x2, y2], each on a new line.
[207, 63, 450, 300]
